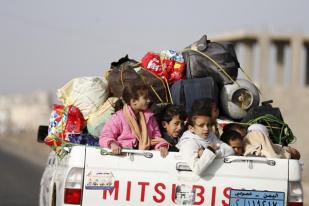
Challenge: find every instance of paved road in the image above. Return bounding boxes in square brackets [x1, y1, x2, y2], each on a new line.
[0, 149, 45, 206]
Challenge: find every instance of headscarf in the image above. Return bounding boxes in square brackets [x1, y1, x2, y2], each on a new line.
[244, 124, 290, 159]
[247, 124, 269, 138]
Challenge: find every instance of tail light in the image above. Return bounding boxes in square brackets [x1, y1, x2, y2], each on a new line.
[287, 181, 303, 206]
[64, 188, 82, 204]
[64, 167, 84, 205]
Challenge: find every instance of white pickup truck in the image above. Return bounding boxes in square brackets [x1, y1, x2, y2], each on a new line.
[38, 141, 304, 206]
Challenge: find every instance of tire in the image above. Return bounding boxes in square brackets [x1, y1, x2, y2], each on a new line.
[51, 186, 56, 206]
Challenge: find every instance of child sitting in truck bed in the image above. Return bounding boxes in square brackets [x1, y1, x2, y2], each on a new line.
[99, 82, 169, 157]
[191, 98, 220, 138]
[220, 130, 244, 156]
[176, 108, 234, 176]
[157, 104, 186, 152]
[222, 123, 247, 139]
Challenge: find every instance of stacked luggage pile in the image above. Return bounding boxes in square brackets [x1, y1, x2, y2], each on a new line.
[42, 35, 295, 157]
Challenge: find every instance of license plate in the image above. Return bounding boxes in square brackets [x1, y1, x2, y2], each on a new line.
[229, 189, 285, 206]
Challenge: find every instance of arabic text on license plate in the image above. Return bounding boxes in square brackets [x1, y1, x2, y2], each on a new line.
[229, 189, 285, 206]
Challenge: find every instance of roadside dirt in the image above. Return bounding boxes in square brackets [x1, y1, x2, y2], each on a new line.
[0, 132, 51, 167]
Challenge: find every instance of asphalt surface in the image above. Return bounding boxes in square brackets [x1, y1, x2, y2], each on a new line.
[0, 149, 45, 206]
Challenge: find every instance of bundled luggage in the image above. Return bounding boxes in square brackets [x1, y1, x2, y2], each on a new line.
[182, 35, 240, 86]
[107, 56, 141, 98]
[108, 56, 172, 104]
[87, 97, 118, 137]
[141, 50, 185, 83]
[44, 104, 86, 148]
[42, 33, 296, 154]
[170, 76, 219, 113]
[57, 76, 109, 119]
[137, 67, 172, 104]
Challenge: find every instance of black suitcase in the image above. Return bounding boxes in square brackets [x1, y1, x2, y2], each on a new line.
[170, 77, 219, 114]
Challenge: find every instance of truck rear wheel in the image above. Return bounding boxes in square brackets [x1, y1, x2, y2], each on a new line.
[51, 186, 56, 206]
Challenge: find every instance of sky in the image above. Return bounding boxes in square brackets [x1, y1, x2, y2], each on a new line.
[0, 0, 308, 94]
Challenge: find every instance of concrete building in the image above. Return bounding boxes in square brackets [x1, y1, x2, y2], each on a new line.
[211, 32, 309, 88]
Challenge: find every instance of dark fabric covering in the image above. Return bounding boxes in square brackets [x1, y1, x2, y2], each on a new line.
[68, 134, 99, 146]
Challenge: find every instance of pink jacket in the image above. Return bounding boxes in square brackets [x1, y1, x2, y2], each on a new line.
[99, 106, 168, 150]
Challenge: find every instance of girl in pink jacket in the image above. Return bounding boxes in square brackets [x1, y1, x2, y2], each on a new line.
[99, 82, 169, 157]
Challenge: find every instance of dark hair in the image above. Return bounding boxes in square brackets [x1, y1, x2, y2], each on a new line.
[114, 82, 149, 112]
[222, 123, 247, 136]
[159, 104, 186, 123]
[220, 130, 242, 144]
[156, 104, 186, 132]
[186, 108, 211, 127]
[191, 98, 216, 115]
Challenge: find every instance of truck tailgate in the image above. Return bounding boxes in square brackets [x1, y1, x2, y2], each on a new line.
[82, 147, 289, 206]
